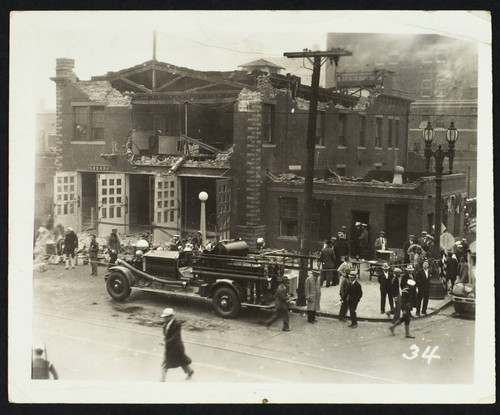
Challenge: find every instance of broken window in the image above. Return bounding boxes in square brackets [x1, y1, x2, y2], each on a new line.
[339, 113, 347, 146]
[375, 117, 383, 148]
[388, 118, 393, 148]
[74, 105, 105, 141]
[279, 197, 298, 237]
[395, 119, 400, 148]
[359, 115, 366, 147]
[315, 112, 325, 146]
[262, 104, 275, 144]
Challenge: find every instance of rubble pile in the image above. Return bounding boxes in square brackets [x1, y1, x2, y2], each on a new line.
[76, 80, 131, 106]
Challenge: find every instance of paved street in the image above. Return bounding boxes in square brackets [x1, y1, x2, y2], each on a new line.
[32, 263, 475, 386]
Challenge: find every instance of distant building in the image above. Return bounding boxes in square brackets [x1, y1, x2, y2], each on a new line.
[325, 33, 478, 196]
[238, 59, 285, 75]
[35, 107, 57, 229]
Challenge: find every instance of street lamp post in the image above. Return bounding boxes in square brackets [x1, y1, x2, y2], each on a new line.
[198, 191, 208, 247]
[422, 121, 459, 299]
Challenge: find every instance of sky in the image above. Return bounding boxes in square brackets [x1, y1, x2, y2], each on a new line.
[10, 10, 491, 110]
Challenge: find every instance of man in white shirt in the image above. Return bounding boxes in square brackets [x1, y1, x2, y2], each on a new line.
[415, 260, 432, 315]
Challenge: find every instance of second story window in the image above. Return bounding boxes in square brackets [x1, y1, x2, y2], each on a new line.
[395, 118, 400, 148]
[388, 118, 393, 148]
[359, 115, 366, 147]
[421, 74, 433, 98]
[339, 113, 347, 146]
[73, 105, 105, 141]
[91, 107, 105, 140]
[315, 112, 325, 146]
[375, 117, 383, 148]
[279, 197, 298, 237]
[262, 104, 275, 144]
[74, 107, 88, 140]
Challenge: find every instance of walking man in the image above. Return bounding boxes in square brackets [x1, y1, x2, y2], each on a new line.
[107, 228, 121, 267]
[347, 270, 363, 328]
[89, 235, 99, 276]
[64, 227, 78, 270]
[415, 260, 432, 316]
[305, 270, 321, 323]
[262, 281, 291, 331]
[389, 279, 416, 338]
[32, 344, 58, 380]
[159, 308, 194, 381]
[318, 239, 336, 287]
[388, 268, 402, 322]
[378, 262, 394, 314]
[445, 250, 459, 293]
[337, 256, 352, 322]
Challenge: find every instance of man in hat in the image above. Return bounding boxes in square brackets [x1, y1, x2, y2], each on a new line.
[402, 264, 417, 310]
[445, 250, 459, 293]
[389, 279, 416, 338]
[337, 256, 352, 322]
[160, 308, 194, 381]
[418, 231, 428, 251]
[403, 234, 416, 264]
[347, 270, 363, 328]
[32, 344, 58, 380]
[191, 231, 203, 250]
[425, 234, 435, 255]
[64, 227, 78, 270]
[415, 260, 432, 315]
[388, 268, 403, 322]
[374, 231, 387, 253]
[305, 270, 321, 323]
[357, 223, 369, 259]
[88, 234, 99, 276]
[107, 228, 121, 267]
[378, 262, 394, 314]
[261, 280, 291, 331]
[318, 239, 336, 287]
[256, 237, 266, 250]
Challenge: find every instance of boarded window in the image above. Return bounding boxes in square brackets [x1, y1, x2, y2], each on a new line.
[339, 114, 347, 146]
[262, 104, 275, 143]
[279, 197, 298, 237]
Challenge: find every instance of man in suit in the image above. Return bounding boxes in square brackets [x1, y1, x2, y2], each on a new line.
[337, 256, 352, 322]
[388, 268, 402, 322]
[318, 239, 336, 287]
[347, 271, 363, 328]
[305, 270, 321, 323]
[445, 250, 459, 293]
[389, 279, 416, 338]
[374, 231, 388, 255]
[402, 234, 416, 264]
[378, 262, 394, 314]
[262, 281, 291, 331]
[415, 260, 432, 315]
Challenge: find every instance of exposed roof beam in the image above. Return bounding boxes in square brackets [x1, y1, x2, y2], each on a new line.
[156, 75, 185, 92]
[184, 83, 222, 93]
[104, 64, 151, 82]
[119, 77, 151, 93]
[132, 97, 236, 105]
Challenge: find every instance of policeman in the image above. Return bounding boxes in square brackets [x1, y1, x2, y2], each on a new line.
[32, 344, 58, 380]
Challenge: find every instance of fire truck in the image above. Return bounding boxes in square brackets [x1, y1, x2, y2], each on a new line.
[105, 240, 300, 319]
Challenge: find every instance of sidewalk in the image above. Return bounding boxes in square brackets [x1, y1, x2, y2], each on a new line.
[288, 263, 452, 322]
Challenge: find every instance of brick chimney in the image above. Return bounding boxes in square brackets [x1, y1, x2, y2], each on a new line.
[55, 58, 77, 82]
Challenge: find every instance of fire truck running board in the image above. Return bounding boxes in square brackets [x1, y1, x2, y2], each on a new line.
[241, 302, 275, 310]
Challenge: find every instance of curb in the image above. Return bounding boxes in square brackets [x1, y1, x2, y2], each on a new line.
[288, 297, 453, 323]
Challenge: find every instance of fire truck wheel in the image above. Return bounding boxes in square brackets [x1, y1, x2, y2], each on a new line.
[106, 271, 132, 301]
[212, 286, 240, 319]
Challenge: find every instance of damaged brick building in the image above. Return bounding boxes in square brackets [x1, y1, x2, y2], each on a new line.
[50, 56, 466, 250]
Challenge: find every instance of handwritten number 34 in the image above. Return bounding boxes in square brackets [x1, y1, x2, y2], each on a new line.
[403, 345, 441, 364]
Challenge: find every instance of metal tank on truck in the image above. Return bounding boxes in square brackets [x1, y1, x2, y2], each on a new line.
[104, 239, 298, 319]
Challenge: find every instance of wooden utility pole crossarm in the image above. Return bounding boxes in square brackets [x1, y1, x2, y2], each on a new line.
[284, 48, 352, 306]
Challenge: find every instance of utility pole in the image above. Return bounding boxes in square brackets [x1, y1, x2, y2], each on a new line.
[284, 48, 352, 306]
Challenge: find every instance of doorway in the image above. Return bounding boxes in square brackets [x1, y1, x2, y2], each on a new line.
[385, 204, 408, 248]
[129, 174, 152, 228]
[351, 210, 370, 257]
[81, 172, 97, 230]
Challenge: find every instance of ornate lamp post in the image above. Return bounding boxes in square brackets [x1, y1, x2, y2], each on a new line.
[422, 121, 459, 299]
[198, 191, 208, 247]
